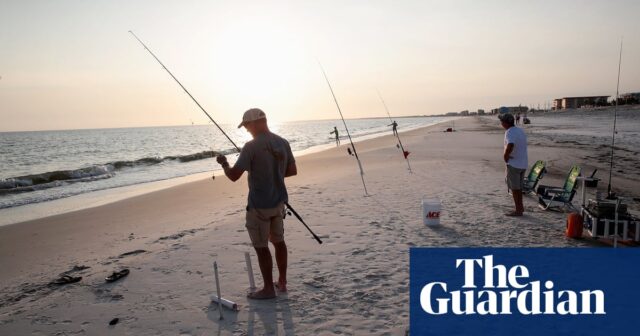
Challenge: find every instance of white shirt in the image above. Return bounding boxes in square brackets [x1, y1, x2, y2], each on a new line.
[504, 126, 528, 169]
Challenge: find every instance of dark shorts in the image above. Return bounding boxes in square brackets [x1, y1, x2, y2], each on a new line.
[506, 165, 526, 191]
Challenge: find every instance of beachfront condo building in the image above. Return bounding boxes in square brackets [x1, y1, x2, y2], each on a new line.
[553, 96, 610, 110]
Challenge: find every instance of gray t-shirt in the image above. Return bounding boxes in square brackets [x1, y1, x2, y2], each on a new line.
[234, 132, 295, 209]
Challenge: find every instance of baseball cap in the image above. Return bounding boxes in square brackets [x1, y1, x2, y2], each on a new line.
[498, 113, 515, 124]
[238, 108, 266, 128]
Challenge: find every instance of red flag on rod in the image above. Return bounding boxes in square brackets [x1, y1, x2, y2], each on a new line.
[403, 151, 410, 159]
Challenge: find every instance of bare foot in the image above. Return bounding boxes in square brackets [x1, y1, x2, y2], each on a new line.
[275, 280, 287, 293]
[247, 288, 276, 300]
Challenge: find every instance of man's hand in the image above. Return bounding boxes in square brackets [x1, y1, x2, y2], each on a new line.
[216, 155, 229, 167]
[216, 154, 243, 181]
[503, 143, 514, 164]
[503, 153, 511, 163]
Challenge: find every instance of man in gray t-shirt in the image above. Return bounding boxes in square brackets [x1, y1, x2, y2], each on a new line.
[216, 108, 297, 300]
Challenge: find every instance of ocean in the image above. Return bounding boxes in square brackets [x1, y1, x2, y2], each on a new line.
[0, 116, 453, 223]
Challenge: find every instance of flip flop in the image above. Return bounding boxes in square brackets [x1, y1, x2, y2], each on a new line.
[50, 274, 82, 285]
[105, 269, 130, 283]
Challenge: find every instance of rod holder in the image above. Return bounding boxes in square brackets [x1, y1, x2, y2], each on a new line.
[213, 261, 224, 320]
[210, 295, 239, 311]
[245, 252, 256, 290]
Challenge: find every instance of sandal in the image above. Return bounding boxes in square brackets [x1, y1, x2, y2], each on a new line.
[50, 274, 82, 285]
[105, 269, 130, 283]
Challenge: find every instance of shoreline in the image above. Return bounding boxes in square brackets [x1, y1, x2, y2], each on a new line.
[0, 117, 457, 227]
[0, 119, 455, 283]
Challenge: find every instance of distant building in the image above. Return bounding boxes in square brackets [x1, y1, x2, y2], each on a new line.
[478, 109, 485, 115]
[460, 110, 469, 116]
[553, 96, 609, 110]
[618, 92, 640, 105]
[445, 112, 458, 116]
[619, 92, 640, 99]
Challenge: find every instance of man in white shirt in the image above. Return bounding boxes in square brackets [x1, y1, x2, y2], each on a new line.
[499, 113, 528, 216]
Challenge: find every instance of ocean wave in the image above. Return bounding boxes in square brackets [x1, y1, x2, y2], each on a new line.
[0, 148, 237, 195]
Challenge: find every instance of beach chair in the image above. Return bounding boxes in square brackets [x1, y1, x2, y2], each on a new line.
[523, 160, 546, 195]
[537, 165, 581, 211]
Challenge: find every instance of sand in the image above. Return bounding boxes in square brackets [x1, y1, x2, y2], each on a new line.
[1, 116, 638, 335]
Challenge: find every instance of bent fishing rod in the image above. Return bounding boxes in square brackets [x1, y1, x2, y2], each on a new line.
[129, 31, 322, 244]
[317, 62, 369, 196]
[377, 90, 412, 173]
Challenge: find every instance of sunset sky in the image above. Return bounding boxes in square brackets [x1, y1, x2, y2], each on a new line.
[1, 0, 639, 131]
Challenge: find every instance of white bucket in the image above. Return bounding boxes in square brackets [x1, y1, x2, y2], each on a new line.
[422, 199, 441, 226]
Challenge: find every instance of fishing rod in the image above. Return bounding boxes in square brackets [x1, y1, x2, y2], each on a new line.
[129, 31, 237, 153]
[607, 37, 623, 199]
[318, 62, 369, 196]
[129, 31, 322, 244]
[376, 90, 412, 173]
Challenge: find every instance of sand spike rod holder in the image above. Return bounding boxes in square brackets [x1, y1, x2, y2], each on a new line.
[211, 262, 239, 312]
[129, 30, 322, 244]
[244, 252, 256, 290]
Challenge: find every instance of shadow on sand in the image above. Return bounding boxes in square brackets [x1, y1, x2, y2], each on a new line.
[206, 292, 295, 335]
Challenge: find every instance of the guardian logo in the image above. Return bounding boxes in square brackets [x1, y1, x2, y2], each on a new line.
[420, 255, 606, 315]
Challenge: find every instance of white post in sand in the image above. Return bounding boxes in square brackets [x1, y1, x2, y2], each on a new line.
[245, 252, 256, 290]
[213, 261, 224, 320]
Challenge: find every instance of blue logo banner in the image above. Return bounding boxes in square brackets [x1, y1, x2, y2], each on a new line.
[410, 248, 640, 336]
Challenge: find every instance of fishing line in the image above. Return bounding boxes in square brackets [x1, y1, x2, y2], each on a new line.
[317, 61, 369, 196]
[129, 31, 322, 244]
[129, 31, 238, 152]
[376, 90, 412, 173]
[607, 37, 623, 199]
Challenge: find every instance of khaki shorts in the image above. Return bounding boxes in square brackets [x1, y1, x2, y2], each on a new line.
[506, 165, 526, 191]
[245, 203, 285, 248]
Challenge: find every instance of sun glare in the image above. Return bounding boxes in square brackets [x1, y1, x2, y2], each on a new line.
[212, 16, 311, 119]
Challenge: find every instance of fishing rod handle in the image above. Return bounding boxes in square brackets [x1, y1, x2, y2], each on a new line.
[285, 202, 323, 244]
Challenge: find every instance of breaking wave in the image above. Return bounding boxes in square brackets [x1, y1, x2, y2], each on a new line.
[0, 148, 237, 195]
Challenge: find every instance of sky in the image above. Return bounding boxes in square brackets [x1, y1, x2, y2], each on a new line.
[1, 0, 639, 131]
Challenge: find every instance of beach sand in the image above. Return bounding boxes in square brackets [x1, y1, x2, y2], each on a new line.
[1, 116, 638, 335]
